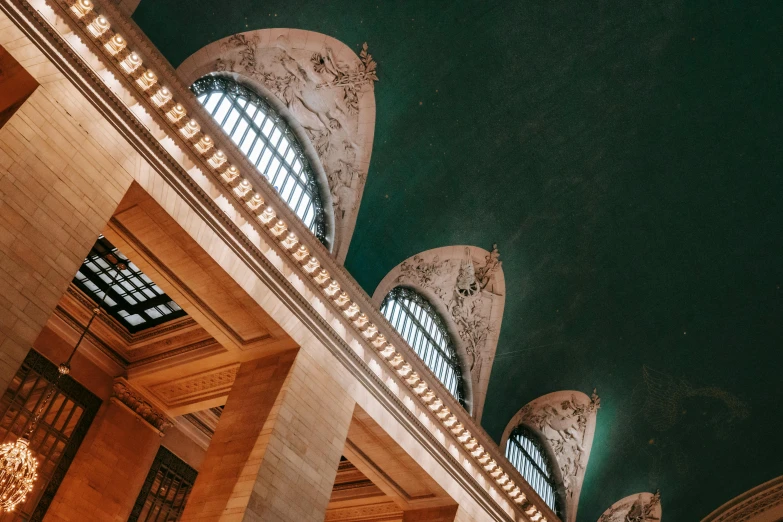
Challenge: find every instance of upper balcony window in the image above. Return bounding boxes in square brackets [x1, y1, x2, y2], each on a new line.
[380, 287, 465, 407]
[192, 76, 327, 244]
[505, 425, 561, 514]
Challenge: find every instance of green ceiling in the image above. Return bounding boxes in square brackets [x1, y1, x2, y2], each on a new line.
[134, 1, 783, 519]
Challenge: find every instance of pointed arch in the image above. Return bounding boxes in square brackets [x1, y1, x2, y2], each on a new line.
[372, 245, 505, 421]
[598, 492, 662, 522]
[177, 29, 377, 262]
[501, 390, 600, 522]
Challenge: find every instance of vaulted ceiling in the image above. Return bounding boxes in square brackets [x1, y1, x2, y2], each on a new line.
[134, 1, 783, 519]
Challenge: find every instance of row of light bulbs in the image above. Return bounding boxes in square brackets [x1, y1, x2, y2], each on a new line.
[62, 1, 547, 519]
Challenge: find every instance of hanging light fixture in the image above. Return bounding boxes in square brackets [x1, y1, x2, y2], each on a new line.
[0, 252, 126, 512]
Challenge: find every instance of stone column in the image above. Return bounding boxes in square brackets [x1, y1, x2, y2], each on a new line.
[0, 48, 134, 394]
[43, 381, 168, 521]
[180, 347, 355, 522]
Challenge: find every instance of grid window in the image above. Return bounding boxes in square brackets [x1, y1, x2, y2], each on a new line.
[72, 236, 187, 333]
[505, 426, 561, 515]
[129, 446, 197, 522]
[192, 76, 327, 244]
[380, 287, 465, 407]
[0, 350, 101, 522]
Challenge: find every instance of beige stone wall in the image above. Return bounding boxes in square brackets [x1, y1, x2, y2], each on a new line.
[0, 24, 139, 394]
[246, 348, 356, 521]
[43, 401, 162, 522]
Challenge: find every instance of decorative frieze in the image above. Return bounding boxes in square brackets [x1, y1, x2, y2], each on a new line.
[503, 390, 600, 522]
[703, 476, 783, 522]
[178, 30, 378, 262]
[111, 378, 172, 434]
[372, 245, 506, 421]
[149, 364, 239, 409]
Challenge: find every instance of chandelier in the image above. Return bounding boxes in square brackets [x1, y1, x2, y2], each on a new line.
[0, 252, 126, 512]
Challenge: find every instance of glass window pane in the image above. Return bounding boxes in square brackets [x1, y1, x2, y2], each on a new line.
[192, 76, 326, 243]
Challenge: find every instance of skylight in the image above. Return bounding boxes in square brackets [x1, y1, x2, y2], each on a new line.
[72, 236, 186, 333]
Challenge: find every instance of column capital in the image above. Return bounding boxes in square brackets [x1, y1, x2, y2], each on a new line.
[111, 378, 172, 435]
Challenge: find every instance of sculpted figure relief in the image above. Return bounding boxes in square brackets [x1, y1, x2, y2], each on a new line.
[379, 245, 505, 420]
[598, 492, 661, 522]
[504, 390, 600, 522]
[180, 31, 377, 260]
[396, 246, 501, 375]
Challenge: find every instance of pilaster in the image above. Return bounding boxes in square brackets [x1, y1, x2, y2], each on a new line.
[0, 37, 135, 394]
[181, 347, 355, 522]
[43, 380, 169, 521]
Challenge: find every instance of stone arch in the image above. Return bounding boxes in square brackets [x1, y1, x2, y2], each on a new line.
[501, 390, 601, 522]
[177, 29, 377, 263]
[598, 492, 662, 522]
[702, 476, 783, 522]
[372, 245, 505, 422]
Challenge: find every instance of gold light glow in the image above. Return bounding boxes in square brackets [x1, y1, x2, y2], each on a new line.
[0, 438, 38, 512]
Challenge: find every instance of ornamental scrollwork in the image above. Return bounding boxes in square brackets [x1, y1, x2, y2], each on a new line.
[112, 379, 172, 433]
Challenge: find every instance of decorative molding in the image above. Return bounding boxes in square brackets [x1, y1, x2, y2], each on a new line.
[149, 364, 239, 409]
[325, 502, 401, 522]
[111, 377, 173, 434]
[178, 29, 378, 263]
[53, 284, 226, 372]
[372, 245, 505, 421]
[702, 476, 783, 522]
[502, 390, 600, 522]
[598, 492, 661, 522]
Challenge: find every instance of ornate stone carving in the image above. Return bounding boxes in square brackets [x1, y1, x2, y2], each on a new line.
[503, 390, 600, 522]
[598, 492, 661, 522]
[373, 245, 505, 421]
[111, 378, 172, 433]
[312, 43, 378, 114]
[150, 364, 239, 409]
[702, 476, 783, 522]
[178, 30, 378, 262]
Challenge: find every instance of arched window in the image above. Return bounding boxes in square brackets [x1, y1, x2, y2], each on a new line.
[505, 426, 560, 514]
[380, 287, 465, 407]
[191, 76, 327, 245]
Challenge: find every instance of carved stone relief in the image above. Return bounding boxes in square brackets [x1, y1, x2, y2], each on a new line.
[149, 363, 239, 411]
[112, 378, 172, 434]
[372, 245, 505, 421]
[177, 29, 378, 262]
[598, 492, 662, 522]
[501, 390, 600, 522]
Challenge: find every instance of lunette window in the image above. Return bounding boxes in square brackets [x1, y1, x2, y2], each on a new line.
[191, 76, 327, 245]
[380, 286, 465, 407]
[505, 425, 560, 515]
